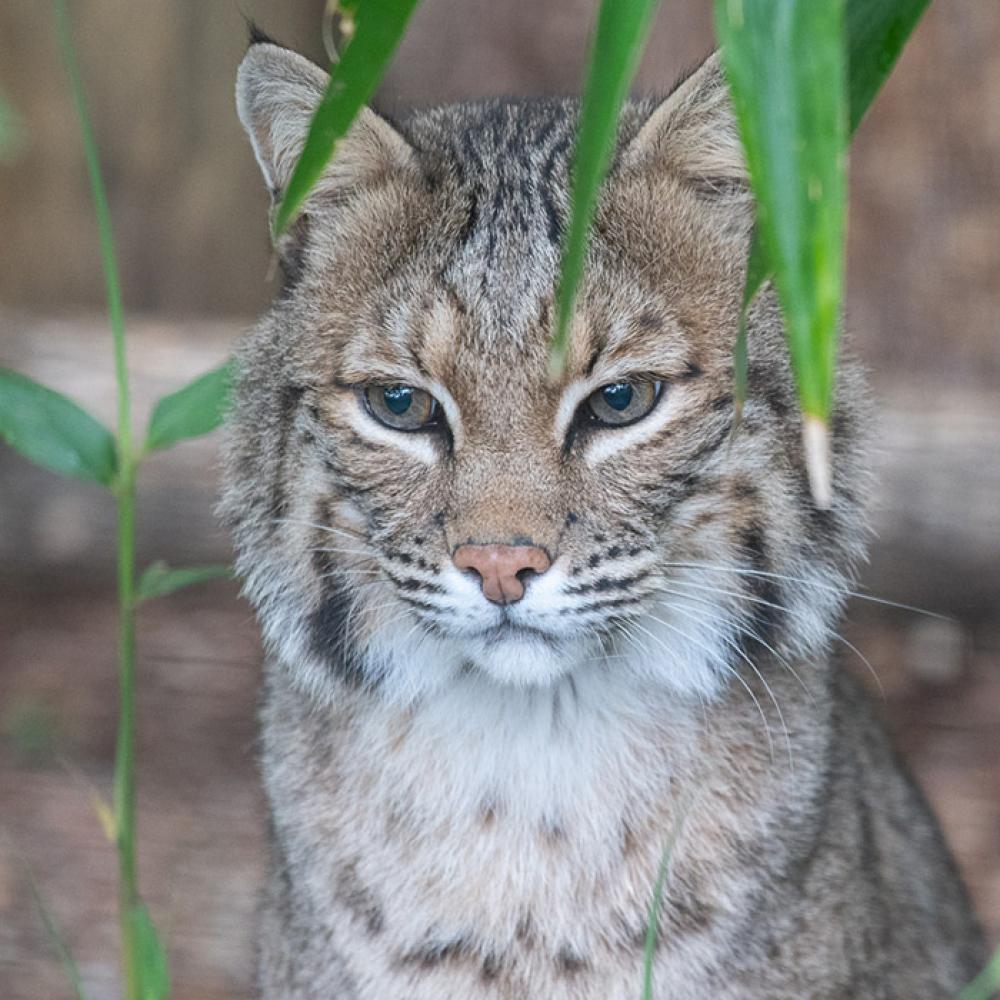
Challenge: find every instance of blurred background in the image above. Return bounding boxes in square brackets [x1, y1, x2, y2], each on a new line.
[1, 2, 998, 997]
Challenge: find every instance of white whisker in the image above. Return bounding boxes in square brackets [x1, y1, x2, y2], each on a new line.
[833, 632, 885, 698]
[655, 583, 813, 701]
[650, 604, 793, 769]
[661, 559, 947, 620]
[630, 615, 775, 764]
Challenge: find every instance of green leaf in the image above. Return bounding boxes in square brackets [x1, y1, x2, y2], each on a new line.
[273, 0, 421, 235]
[959, 946, 1000, 1000]
[734, 0, 924, 367]
[716, 0, 846, 421]
[715, 0, 847, 506]
[0, 368, 117, 485]
[144, 360, 232, 453]
[136, 560, 232, 602]
[640, 800, 692, 1000]
[549, 0, 662, 375]
[720, 0, 930, 504]
[129, 904, 170, 1000]
[0, 89, 23, 160]
[847, 0, 930, 134]
[28, 874, 88, 1000]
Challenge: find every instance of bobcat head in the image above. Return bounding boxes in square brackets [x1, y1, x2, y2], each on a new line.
[221, 41, 869, 706]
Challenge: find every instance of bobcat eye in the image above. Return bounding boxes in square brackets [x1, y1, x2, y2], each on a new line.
[586, 380, 661, 427]
[364, 385, 439, 431]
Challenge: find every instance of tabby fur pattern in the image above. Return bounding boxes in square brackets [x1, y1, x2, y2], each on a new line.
[221, 38, 985, 999]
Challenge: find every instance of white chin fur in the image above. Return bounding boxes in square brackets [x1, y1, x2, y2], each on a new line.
[463, 634, 581, 687]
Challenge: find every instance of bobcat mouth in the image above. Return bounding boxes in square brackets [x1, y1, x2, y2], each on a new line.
[477, 621, 558, 646]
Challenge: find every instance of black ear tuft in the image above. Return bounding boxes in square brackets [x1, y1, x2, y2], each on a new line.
[246, 18, 281, 50]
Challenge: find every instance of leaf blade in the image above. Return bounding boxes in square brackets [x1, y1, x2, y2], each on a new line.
[0, 368, 117, 485]
[721, 0, 931, 506]
[144, 360, 232, 453]
[129, 904, 170, 1000]
[550, 0, 663, 374]
[716, 0, 847, 506]
[716, 0, 847, 422]
[847, 0, 930, 134]
[273, 0, 421, 235]
[136, 561, 233, 603]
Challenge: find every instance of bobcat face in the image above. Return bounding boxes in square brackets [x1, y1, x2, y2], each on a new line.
[223, 44, 870, 703]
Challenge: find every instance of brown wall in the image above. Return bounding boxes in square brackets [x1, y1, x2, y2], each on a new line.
[0, 1, 327, 317]
[1, 1, 998, 382]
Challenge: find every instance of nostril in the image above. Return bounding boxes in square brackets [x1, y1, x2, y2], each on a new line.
[452, 543, 551, 605]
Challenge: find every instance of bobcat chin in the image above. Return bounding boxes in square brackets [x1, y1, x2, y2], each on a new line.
[221, 36, 984, 1000]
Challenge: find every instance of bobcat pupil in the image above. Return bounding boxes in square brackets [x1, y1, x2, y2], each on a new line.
[384, 386, 413, 415]
[602, 382, 633, 411]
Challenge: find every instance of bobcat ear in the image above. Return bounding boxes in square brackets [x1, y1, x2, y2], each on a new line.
[236, 41, 412, 204]
[623, 52, 748, 198]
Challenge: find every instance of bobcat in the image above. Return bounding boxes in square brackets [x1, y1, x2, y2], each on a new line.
[222, 34, 985, 1000]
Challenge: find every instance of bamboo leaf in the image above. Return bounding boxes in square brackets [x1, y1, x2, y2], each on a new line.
[720, 0, 930, 504]
[129, 904, 170, 1000]
[273, 0, 421, 235]
[715, 0, 847, 507]
[136, 561, 232, 603]
[550, 0, 662, 375]
[847, 0, 930, 134]
[144, 361, 232, 453]
[0, 368, 117, 485]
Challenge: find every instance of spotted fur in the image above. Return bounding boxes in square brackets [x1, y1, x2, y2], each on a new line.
[221, 40, 984, 999]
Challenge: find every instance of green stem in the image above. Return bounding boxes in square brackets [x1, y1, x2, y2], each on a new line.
[114, 465, 139, 1000]
[53, 2, 139, 997]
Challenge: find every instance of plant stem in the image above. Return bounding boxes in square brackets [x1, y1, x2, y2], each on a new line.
[53, 2, 140, 996]
[113, 464, 139, 1000]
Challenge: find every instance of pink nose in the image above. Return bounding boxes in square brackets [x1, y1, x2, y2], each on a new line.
[453, 544, 552, 605]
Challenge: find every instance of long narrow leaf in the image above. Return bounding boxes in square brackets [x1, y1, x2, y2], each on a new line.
[724, 0, 931, 492]
[273, 0, 421, 235]
[0, 368, 117, 485]
[549, 0, 662, 375]
[847, 0, 930, 134]
[144, 361, 232, 453]
[129, 904, 170, 1000]
[731, 0, 932, 319]
[640, 799, 693, 1000]
[716, 0, 846, 507]
[136, 561, 232, 603]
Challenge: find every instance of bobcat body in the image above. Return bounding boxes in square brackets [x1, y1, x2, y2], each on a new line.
[222, 38, 984, 999]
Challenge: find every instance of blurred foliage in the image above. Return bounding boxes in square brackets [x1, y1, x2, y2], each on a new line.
[143, 361, 232, 454]
[0, 88, 23, 160]
[3, 698, 61, 763]
[0, 368, 118, 485]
